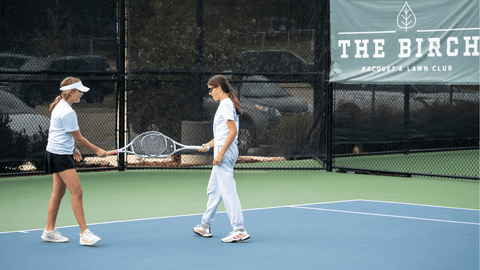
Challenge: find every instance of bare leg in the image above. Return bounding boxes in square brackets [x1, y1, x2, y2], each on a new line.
[57, 169, 88, 233]
[46, 173, 67, 231]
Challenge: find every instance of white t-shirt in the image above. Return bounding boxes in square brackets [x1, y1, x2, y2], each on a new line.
[213, 98, 239, 147]
[46, 99, 79, 155]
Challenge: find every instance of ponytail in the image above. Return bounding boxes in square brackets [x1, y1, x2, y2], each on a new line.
[228, 91, 242, 115]
[49, 95, 63, 113]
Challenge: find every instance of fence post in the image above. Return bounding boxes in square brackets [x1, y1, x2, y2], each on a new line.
[117, 0, 126, 171]
[403, 85, 410, 154]
[326, 82, 333, 172]
[319, 0, 332, 171]
[193, 0, 204, 121]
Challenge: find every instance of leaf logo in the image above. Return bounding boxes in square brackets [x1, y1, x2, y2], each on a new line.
[397, 2, 416, 32]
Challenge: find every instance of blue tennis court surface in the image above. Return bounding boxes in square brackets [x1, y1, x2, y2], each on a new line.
[1, 200, 478, 270]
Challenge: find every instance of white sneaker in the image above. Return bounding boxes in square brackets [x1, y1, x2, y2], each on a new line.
[41, 229, 69, 243]
[221, 229, 250, 243]
[193, 224, 213, 238]
[79, 229, 101, 246]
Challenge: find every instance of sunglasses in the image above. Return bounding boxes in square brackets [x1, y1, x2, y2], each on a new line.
[208, 86, 215, 93]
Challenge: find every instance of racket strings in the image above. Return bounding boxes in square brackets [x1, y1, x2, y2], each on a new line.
[127, 132, 176, 157]
[131, 136, 147, 155]
[141, 134, 167, 156]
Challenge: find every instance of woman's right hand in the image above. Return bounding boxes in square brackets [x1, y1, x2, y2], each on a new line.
[199, 143, 210, 152]
[96, 149, 107, 157]
[73, 148, 83, 162]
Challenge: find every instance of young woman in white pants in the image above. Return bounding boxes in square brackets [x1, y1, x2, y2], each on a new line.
[193, 75, 250, 243]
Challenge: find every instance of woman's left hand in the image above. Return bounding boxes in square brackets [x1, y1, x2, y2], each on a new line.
[73, 149, 82, 162]
[213, 153, 223, 165]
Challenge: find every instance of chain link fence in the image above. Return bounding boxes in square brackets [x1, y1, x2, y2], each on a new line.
[126, 0, 324, 170]
[0, 0, 118, 175]
[0, 0, 477, 178]
[332, 84, 479, 179]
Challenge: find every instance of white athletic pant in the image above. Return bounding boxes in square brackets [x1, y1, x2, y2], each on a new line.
[201, 144, 245, 231]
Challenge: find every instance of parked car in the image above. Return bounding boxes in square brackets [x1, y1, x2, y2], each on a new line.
[204, 75, 312, 153]
[0, 53, 34, 93]
[0, 53, 34, 70]
[0, 90, 50, 166]
[7, 55, 114, 107]
[240, 50, 314, 78]
[0, 90, 49, 136]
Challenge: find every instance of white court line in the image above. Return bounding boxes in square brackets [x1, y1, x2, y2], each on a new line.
[3, 199, 476, 234]
[0, 212, 205, 235]
[291, 206, 480, 226]
[358, 199, 480, 211]
[0, 200, 361, 235]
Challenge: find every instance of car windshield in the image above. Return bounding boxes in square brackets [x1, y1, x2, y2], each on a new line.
[0, 56, 30, 69]
[0, 91, 35, 115]
[49, 59, 91, 72]
[85, 57, 111, 71]
[239, 81, 289, 98]
[19, 59, 47, 71]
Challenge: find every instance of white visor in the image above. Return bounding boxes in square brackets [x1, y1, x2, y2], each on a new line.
[60, 81, 90, 92]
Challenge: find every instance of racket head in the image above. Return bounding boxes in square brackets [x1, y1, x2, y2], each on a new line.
[130, 131, 175, 158]
[160, 138, 176, 157]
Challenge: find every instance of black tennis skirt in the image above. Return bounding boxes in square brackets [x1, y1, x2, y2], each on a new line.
[44, 151, 76, 174]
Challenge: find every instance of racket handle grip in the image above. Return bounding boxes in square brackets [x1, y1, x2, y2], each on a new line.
[106, 150, 118, 155]
[190, 146, 202, 151]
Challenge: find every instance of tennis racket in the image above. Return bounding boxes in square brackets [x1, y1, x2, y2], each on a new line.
[106, 131, 202, 158]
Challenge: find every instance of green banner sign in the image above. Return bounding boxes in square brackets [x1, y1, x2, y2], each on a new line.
[330, 0, 480, 84]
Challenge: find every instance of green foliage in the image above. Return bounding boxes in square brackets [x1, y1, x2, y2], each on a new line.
[129, 0, 251, 71]
[129, 0, 197, 71]
[410, 100, 479, 144]
[27, 126, 49, 171]
[128, 0, 255, 138]
[269, 114, 316, 157]
[126, 0, 315, 147]
[129, 80, 198, 140]
[0, 113, 30, 173]
[34, 2, 75, 56]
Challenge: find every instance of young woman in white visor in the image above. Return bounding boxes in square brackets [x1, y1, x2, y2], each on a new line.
[193, 75, 250, 243]
[41, 77, 107, 246]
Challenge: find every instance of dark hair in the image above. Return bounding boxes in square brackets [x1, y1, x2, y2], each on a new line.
[207, 75, 242, 115]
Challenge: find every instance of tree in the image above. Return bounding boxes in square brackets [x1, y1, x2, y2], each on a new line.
[0, 113, 29, 173]
[35, 2, 75, 56]
[128, 0, 248, 139]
